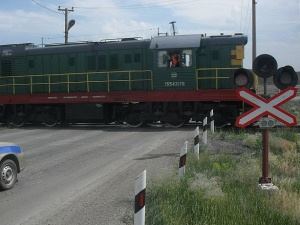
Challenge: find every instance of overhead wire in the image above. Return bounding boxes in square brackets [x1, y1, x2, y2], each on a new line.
[31, 0, 63, 15]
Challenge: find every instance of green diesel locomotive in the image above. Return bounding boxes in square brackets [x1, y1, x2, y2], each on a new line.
[0, 33, 250, 127]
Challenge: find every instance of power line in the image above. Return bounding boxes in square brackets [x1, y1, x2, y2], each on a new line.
[31, 0, 63, 15]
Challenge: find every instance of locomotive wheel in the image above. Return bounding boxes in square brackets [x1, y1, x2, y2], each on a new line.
[165, 120, 185, 128]
[42, 119, 58, 128]
[8, 116, 25, 128]
[42, 114, 59, 127]
[8, 105, 26, 128]
[164, 113, 185, 128]
[124, 113, 144, 128]
[42, 109, 59, 127]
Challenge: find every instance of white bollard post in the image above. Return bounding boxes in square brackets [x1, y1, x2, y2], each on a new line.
[134, 170, 146, 225]
[203, 117, 208, 145]
[210, 109, 215, 133]
[178, 141, 188, 177]
[194, 126, 200, 158]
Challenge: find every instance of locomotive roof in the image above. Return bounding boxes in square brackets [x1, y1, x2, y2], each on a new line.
[149, 34, 202, 49]
[0, 34, 248, 57]
[35, 39, 151, 54]
[0, 39, 151, 56]
[149, 34, 248, 49]
[201, 34, 248, 46]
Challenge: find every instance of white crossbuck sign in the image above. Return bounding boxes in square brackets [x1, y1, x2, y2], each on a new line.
[235, 87, 297, 128]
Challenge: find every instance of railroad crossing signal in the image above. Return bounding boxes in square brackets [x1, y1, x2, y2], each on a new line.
[235, 87, 297, 128]
[235, 53, 298, 187]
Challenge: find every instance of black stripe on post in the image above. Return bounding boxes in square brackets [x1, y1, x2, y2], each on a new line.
[194, 135, 199, 146]
[179, 154, 186, 168]
[210, 115, 214, 121]
[203, 125, 207, 132]
[135, 189, 146, 213]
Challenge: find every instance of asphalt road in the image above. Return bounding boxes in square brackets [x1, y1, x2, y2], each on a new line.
[0, 126, 192, 225]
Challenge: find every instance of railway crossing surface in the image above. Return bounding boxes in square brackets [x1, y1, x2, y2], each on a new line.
[0, 127, 192, 225]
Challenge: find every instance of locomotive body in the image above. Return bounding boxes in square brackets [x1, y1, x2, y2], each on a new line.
[0, 34, 247, 127]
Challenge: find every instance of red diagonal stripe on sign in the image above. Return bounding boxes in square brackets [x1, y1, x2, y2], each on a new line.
[235, 87, 297, 128]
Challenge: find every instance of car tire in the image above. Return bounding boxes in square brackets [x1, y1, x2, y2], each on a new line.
[0, 159, 18, 190]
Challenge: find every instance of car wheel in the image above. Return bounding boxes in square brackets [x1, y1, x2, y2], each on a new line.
[0, 159, 18, 190]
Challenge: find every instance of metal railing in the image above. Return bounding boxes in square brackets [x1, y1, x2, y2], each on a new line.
[196, 68, 237, 89]
[0, 70, 153, 95]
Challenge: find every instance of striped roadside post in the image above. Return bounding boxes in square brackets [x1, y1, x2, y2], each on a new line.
[194, 126, 200, 158]
[179, 141, 188, 177]
[134, 170, 146, 225]
[210, 109, 215, 133]
[203, 117, 208, 145]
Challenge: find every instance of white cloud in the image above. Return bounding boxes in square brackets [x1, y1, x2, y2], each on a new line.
[0, 9, 63, 44]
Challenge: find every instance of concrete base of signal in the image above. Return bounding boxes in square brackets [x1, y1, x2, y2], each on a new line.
[258, 183, 279, 191]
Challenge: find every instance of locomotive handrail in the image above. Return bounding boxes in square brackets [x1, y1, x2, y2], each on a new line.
[195, 67, 237, 90]
[0, 69, 153, 95]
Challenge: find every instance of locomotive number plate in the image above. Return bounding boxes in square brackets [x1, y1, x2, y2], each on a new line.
[164, 81, 185, 87]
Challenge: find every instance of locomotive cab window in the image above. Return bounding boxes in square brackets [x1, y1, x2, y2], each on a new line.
[158, 50, 192, 68]
[181, 50, 192, 67]
[158, 51, 168, 67]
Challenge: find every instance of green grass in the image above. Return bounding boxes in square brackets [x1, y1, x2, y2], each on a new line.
[146, 130, 300, 225]
[282, 101, 300, 122]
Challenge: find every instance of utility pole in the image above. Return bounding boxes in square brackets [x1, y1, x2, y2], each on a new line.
[252, 0, 258, 89]
[169, 21, 177, 36]
[58, 6, 74, 44]
[252, 1, 269, 184]
[252, 0, 256, 63]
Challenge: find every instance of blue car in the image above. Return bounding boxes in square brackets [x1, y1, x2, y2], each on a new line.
[0, 143, 24, 190]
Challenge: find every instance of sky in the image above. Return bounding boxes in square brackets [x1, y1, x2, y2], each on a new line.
[0, 0, 299, 70]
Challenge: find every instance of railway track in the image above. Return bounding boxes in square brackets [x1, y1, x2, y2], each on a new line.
[1, 121, 299, 131]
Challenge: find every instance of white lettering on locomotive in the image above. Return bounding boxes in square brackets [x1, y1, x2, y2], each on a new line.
[164, 81, 186, 87]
